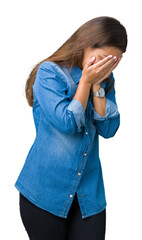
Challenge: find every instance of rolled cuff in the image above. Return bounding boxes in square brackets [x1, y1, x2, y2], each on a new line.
[93, 97, 119, 121]
[67, 99, 85, 132]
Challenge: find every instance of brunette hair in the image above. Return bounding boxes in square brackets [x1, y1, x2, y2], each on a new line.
[25, 16, 128, 106]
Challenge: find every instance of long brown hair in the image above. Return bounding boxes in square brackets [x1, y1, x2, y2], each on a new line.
[25, 16, 128, 107]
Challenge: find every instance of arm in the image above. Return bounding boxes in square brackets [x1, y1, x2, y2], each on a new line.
[91, 83, 107, 117]
[32, 61, 90, 135]
[92, 72, 120, 139]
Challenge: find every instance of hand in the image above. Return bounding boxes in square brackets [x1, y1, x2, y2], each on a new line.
[91, 55, 122, 90]
[93, 55, 123, 85]
[82, 55, 123, 86]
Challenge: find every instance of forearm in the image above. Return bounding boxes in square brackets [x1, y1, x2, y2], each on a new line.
[91, 84, 106, 117]
[73, 77, 91, 112]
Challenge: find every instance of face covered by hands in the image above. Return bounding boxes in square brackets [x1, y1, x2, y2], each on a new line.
[81, 46, 123, 87]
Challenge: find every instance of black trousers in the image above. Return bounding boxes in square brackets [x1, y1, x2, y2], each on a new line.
[19, 192, 106, 240]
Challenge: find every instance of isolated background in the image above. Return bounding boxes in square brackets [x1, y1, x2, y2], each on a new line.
[1, 0, 142, 239]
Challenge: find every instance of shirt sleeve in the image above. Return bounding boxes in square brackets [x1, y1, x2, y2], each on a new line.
[32, 61, 85, 135]
[92, 72, 120, 138]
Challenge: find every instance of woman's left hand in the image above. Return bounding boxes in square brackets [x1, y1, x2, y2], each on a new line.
[91, 55, 123, 91]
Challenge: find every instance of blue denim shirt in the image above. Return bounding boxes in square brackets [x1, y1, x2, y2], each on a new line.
[14, 61, 120, 219]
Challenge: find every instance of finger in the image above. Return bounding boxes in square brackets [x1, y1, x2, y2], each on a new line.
[94, 55, 114, 68]
[113, 55, 122, 66]
[99, 56, 118, 72]
[108, 56, 122, 73]
[84, 56, 96, 69]
[95, 56, 123, 85]
[103, 56, 122, 78]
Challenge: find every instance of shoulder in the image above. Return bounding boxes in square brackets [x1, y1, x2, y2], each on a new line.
[37, 61, 68, 85]
[38, 61, 57, 70]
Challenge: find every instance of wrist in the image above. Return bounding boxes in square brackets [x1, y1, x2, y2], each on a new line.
[80, 77, 92, 88]
[91, 83, 101, 92]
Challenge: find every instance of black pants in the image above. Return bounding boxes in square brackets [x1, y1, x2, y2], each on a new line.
[19, 192, 106, 240]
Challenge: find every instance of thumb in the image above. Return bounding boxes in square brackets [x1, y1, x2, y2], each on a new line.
[84, 56, 96, 69]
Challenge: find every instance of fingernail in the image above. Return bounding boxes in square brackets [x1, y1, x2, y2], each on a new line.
[113, 56, 117, 60]
[91, 56, 95, 60]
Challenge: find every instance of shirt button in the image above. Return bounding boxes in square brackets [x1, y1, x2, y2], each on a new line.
[78, 172, 81, 176]
[84, 153, 87, 156]
[69, 194, 73, 198]
[79, 194, 82, 197]
[86, 131, 88, 135]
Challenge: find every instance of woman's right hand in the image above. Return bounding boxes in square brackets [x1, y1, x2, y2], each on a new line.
[81, 55, 120, 85]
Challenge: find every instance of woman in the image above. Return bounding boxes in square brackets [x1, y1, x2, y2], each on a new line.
[14, 16, 127, 240]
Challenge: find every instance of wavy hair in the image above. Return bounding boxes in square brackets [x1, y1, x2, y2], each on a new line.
[25, 16, 128, 106]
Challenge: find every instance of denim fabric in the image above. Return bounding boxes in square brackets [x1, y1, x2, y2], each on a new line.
[14, 61, 120, 219]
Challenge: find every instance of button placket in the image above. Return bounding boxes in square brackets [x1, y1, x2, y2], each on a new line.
[68, 128, 89, 210]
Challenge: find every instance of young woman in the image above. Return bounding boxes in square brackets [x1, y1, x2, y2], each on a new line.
[14, 16, 127, 240]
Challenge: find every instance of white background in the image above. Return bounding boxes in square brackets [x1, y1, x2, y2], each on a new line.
[1, 0, 142, 239]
